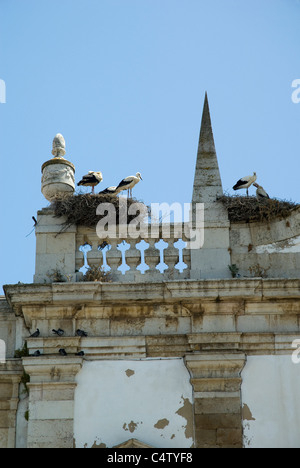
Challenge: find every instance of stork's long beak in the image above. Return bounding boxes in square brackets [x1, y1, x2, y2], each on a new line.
[140, 176, 143, 180]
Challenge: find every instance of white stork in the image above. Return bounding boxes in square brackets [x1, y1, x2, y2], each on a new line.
[233, 172, 257, 196]
[253, 183, 269, 200]
[98, 185, 119, 196]
[77, 171, 103, 193]
[116, 172, 143, 198]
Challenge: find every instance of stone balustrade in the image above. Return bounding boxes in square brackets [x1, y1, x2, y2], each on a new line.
[76, 224, 191, 282]
[34, 210, 192, 283]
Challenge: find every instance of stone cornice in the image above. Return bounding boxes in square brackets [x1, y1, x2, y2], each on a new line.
[0, 359, 23, 377]
[4, 278, 300, 313]
[22, 356, 83, 383]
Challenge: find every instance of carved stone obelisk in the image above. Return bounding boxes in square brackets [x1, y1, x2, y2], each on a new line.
[190, 93, 231, 279]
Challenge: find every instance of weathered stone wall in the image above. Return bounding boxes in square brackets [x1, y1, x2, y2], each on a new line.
[1, 278, 300, 448]
[230, 206, 300, 279]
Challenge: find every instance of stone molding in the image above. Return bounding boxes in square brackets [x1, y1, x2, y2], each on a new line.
[4, 278, 300, 308]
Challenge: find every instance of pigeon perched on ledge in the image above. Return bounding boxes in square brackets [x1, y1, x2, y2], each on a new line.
[30, 329, 40, 338]
[59, 348, 67, 356]
[52, 328, 65, 336]
[76, 329, 88, 337]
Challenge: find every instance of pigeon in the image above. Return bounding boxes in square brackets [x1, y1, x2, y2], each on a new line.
[30, 329, 40, 338]
[75, 351, 85, 356]
[59, 348, 67, 356]
[76, 329, 88, 337]
[32, 350, 41, 356]
[52, 328, 65, 336]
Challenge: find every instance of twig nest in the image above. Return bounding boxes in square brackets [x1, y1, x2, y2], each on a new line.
[51, 194, 150, 228]
[219, 195, 298, 223]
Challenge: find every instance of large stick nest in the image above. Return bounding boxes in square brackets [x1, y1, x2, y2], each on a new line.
[218, 194, 299, 223]
[51, 194, 150, 228]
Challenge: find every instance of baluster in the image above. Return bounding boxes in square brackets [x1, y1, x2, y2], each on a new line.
[117, 240, 131, 275]
[78, 243, 92, 274]
[98, 243, 111, 273]
[106, 239, 122, 279]
[126, 239, 142, 275]
[174, 239, 188, 273]
[144, 238, 160, 277]
[155, 239, 169, 274]
[136, 239, 150, 275]
[164, 239, 179, 278]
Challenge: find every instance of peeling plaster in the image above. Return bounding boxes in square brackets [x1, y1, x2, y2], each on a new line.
[74, 359, 193, 448]
[176, 396, 193, 440]
[91, 441, 107, 448]
[242, 404, 255, 421]
[123, 421, 139, 433]
[154, 418, 169, 429]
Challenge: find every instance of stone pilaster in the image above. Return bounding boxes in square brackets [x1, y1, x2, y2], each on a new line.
[185, 353, 246, 448]
[0, 360, 23, 448]
[22, 356, 83, 448]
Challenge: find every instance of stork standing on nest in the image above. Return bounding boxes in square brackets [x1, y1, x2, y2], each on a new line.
[77, 171, 103, 193]
[116, 172, 143, 198]
[98, 186, 119, 196]
[253, 183, 269, 200]
[233, 172, 257, 196]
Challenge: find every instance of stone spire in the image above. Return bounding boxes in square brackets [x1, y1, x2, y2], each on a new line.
[190, 93, 231, 279]
[192, 92, 223, 204]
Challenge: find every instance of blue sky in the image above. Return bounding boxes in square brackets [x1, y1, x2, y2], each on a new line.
[0, 0, 300, 287]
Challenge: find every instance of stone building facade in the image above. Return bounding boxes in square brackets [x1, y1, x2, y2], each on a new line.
[1, 94, 300, 448]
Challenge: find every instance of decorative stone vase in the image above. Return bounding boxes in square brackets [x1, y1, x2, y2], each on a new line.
[41, 134, 76, 202]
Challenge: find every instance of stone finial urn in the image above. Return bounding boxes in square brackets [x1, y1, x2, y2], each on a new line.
[41, 133, 75, 201]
